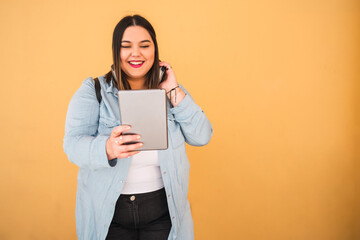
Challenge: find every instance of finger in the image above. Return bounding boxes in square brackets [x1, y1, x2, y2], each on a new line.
[159, 62, 172, 70]
[117, 150, 140, 159]
[119, 142, 144, 152]
[111, 125, 131, 138]
[114, 135, 123, 145]
[115, 134, 141, 145]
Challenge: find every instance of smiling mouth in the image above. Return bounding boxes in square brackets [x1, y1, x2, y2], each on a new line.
[128, 61, 144, 68]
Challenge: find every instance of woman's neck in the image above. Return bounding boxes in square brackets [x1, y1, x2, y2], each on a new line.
[127, 78, 147, 90]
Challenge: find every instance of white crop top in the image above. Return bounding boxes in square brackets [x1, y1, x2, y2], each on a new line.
[121, 150, 164, 194]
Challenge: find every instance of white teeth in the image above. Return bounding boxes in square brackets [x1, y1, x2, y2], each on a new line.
[129, 61, 143, 65]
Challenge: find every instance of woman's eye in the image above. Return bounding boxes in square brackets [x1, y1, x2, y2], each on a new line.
[121, 46, 130, 48]
[140, 46, 150, 48]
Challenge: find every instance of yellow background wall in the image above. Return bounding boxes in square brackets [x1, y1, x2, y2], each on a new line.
[0, 0, 359, 239]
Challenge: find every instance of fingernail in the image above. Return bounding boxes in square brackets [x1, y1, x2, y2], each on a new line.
[125, 126, 131, 130]
[139, 143, 143, 146]
[136, 135, 141, 139]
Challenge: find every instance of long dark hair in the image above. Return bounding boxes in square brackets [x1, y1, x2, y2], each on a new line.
[104, 15, 160, 90]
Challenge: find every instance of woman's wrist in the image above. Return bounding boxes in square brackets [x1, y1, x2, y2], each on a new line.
[106, 137, 116, 160]
[167, 86, 185, 107]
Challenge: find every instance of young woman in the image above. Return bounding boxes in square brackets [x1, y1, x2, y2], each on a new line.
[63, 15, 213, 240]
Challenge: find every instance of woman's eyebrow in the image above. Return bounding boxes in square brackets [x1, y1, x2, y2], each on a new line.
[121, 40, 151, 43]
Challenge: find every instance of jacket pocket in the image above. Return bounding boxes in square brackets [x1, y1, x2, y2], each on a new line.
[98, 117, 120, 134]
[99, 117, 119, 127]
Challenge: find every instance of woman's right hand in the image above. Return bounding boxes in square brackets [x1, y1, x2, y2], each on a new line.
[106, 125, 143, 160]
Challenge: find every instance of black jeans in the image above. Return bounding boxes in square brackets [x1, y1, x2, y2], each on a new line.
[106, 188, 172, 240]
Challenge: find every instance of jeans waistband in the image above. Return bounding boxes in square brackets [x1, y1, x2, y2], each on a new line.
[120, 187, 166, 200]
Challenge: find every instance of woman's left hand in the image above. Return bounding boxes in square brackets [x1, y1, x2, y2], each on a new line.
[158, 61, 178, 92]
[158, 61, 185, 107]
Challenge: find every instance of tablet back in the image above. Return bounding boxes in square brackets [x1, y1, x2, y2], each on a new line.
[118, 89, 168, 151]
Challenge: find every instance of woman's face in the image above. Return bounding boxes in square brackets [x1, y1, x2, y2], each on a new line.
[120, 26, 155, 82]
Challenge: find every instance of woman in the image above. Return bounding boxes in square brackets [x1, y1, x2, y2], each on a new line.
[64, 15, 213, 240]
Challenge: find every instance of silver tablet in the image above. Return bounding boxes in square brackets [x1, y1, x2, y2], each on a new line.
[118, 89, 168, 151]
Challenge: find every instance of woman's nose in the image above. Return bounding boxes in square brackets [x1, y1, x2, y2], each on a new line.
[131, 47, 140, 57]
